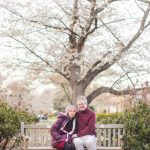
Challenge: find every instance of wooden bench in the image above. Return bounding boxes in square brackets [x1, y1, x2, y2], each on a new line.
[21, 122, 124, 150]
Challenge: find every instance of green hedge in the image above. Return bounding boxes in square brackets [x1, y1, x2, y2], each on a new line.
[0, 101, 37, 150]
[97, 112, 123, 124]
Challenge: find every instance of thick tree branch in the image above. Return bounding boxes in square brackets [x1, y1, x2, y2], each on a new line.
[69, 0, 78, 52]
[79, 51, 111, 87]
[77, 0, 97, 52]
[86, 86, 150, 104]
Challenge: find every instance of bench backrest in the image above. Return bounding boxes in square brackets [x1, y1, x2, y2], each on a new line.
[21, 122, 124, 148]
[96, 124, 124, 148]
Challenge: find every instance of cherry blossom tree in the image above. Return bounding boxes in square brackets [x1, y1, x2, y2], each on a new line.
[0, 0, 150, 103]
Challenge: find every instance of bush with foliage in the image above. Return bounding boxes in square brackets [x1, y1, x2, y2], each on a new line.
[96, 102, 150, 150]
[123, 102, 150, 150]
[0, 101, 37, 150]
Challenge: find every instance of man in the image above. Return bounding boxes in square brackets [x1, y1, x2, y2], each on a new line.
[72, 96, 96, 150]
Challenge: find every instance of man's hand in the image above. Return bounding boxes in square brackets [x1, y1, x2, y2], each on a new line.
[72, 134, 77, 138]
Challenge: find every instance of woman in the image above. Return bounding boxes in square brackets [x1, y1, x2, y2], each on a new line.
[50, 105, 77, 150]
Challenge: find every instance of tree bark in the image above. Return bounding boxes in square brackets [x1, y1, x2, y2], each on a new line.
[71, 84, 85, 104]
[69, 63, 85, 103]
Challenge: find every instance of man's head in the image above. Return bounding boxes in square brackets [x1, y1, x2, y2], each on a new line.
[76, 96, 88, 111]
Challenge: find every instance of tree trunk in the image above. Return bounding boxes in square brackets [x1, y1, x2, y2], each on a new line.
[69, 63, 85, 103]
[71, 84, 85, 104]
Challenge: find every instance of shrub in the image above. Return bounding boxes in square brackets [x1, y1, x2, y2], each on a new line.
[0, 101, 37, 150]
[96, 102, 150, 150]
[123, 102, 150, 150]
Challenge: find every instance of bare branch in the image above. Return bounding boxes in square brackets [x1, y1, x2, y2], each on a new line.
[55, 1, 71, 16]
[111, 72, 129, 88]
[138, 0, 150, 4]
[9, 36, 50, 65]
[0, 29, 69, 80]
[76, 0, 120, 52]
[15, 58, 53, 73]
[29, 19, 66, 30]
[69, 0, 78, 51]
[86, 86, 150, 104]
[84, 16, 98, 36]
[123, 4, 150, 51]
[77, 0, 97, 52]
[60, 84, 70, 102]
[100, 19, 124, 44]
[0, 4, 23, 18]
[112, 71, 150, 88]
[94, 0, 119, 15]
[0, 4, 79, 37]
[117, 63, 138, 100]
[60, 20, 80, 37]
[80, 4, 150, 89]
[79, 51, 111, 87]
[145, 20, 150, 28]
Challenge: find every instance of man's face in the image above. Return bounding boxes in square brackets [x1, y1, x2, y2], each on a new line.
[77, 100, 87, 111]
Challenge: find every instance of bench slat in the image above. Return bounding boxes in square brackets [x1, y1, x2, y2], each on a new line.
[24, 147, 56, 150]
[96, 124, 124, 128]
[97, 148, 123, 150]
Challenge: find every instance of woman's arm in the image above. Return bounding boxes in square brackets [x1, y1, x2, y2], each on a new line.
[50, 117, 66, 140]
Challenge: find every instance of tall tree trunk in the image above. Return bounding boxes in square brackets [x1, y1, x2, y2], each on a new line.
[71, 84, 85, 104]
[69, 63, 85, 103]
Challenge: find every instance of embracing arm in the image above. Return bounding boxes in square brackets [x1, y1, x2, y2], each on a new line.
[50, 117, 66, 140]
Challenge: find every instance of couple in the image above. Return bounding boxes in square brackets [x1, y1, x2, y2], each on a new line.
[50, 96, 96, 150]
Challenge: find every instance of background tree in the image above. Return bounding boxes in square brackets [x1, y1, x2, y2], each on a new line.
[0, 0, 150, 104]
